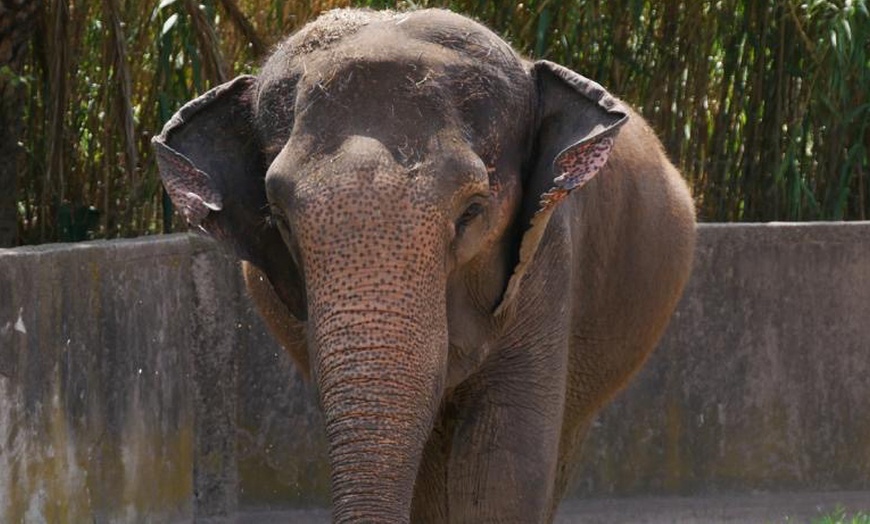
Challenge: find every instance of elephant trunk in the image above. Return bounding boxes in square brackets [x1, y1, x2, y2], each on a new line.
[310, 279, 447, 523]
[284, 138, 450, 521]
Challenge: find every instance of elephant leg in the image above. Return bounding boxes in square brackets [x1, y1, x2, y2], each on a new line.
[445, 346, 568, 524]
[550, 414, 594, 518]
[552, 336, 661, 509]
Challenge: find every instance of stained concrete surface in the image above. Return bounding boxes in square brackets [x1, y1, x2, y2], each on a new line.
[3, 224, 870, 521]
[573, 223, 870, 497]
[235, 492, 870, 523]
[230, 223, 870, 505]
[0, 235, 201, 522]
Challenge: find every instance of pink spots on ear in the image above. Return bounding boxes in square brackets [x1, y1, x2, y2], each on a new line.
[154, 142, 223, 227]
[536, 136, 615, 216]
[554, 136, 615, 191]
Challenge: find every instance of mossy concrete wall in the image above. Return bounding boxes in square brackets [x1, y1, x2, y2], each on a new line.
[0, 236, 199, 522]
[573, 223, 870, 497]
[0, 234, 323, 522]
[1, 224, 869, 520]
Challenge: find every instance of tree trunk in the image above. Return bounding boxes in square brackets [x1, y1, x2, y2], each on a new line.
[0, 0, 39, 246]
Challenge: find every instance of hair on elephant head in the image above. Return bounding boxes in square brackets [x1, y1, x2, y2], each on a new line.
[154, 8, 695, 524]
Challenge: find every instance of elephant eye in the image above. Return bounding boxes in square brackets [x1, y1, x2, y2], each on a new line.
[455, 202, 485, 233]
[267, 204, 290, 230]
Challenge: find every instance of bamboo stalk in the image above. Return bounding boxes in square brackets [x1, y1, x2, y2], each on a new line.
[7, 0, 870, 244]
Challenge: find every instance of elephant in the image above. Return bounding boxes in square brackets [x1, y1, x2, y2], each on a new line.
[153, 8, 696, 523]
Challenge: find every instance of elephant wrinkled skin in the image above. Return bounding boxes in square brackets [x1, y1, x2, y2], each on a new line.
[153, 8, 695, 524]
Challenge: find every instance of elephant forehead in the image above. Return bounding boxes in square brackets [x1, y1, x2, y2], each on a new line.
[268, 133, 483, 214]
[256, 8, 533, 203]
[283, 48, 525, 169]
[263, 18, 528, 128]
[266, 125, 492, 221]
[300, 23, 524, 102]
[294, 47, 456, 122]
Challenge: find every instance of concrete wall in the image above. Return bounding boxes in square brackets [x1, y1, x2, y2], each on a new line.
[0, 234, 325, 522]
[1, 224, 869, 520]
[0, 235, 252, 522]
[0, 236, 199, 522]
[573, 223, 870, 497]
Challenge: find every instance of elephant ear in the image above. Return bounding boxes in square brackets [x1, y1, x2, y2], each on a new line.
[495, 61, 628, 316]
[152, 75, 307, 320]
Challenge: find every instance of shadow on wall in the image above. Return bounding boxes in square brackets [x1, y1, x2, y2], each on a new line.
[1, 224, 870, 521]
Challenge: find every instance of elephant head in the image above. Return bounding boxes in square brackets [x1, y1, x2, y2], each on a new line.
[153, 9, 626, 522]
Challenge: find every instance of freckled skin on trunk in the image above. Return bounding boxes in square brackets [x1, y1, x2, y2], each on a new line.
[282, 138, 451, 521]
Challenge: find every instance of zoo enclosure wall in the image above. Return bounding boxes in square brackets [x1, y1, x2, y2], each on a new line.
[1, 223, 869, 521]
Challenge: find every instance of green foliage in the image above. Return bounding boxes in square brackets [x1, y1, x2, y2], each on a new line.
[813, 506, 870, 524]
[7, 0, 870, 244]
